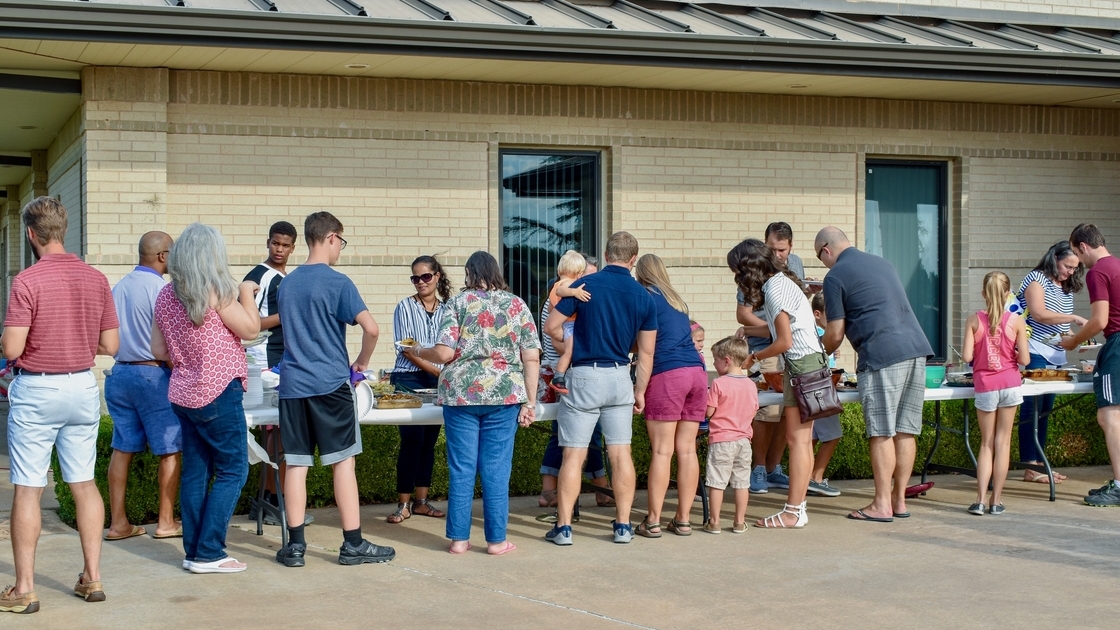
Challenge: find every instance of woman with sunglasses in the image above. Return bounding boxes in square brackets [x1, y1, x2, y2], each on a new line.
[386, 255, 454, 524]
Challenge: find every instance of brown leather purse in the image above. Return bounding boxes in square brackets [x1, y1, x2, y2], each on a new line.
[787, 351, 843, 422]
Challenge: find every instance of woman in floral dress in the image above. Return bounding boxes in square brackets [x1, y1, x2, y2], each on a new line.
[404, 251, 540, 555]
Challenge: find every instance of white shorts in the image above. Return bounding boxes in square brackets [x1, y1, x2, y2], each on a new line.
[974, 387, 1024, 413]
[8, 371, 101, 487]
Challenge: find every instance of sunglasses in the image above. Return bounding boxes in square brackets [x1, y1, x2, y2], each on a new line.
[410, 272, 436, 284]
[815, 244, 827, 260]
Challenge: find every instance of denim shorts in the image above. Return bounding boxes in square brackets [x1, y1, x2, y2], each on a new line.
[7, 371, 101, 487]
[105, 364, 181, 455]
[974, 387, 1024, 412]
[557, 365, 634, 447]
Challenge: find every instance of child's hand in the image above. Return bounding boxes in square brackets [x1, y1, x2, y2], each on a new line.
[571, 284, 591, 302]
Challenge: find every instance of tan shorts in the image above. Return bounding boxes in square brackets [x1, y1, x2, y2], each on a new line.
[755, 355, 782, 422]
[705, 438, 753, 490]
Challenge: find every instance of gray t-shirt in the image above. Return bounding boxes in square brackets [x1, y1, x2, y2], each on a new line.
[277, 264, 368, 398]
[822, 248, 932, 372]
[736, 253, 805, 353]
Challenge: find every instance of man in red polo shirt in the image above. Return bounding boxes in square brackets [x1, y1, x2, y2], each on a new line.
[1, 197, 119, 614]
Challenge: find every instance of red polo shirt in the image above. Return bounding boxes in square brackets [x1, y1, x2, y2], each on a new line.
[4, 253, 118, 373]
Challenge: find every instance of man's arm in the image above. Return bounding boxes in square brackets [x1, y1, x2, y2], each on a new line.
[1, 327, 29, 361]
[351, 310, 380, 372]
[1061, 301, 1108, 350]
[632, 329, 656, 414]
[151, 321, 170, 362]
[822, 318, 846, 356]
[97, 328, 120, 357]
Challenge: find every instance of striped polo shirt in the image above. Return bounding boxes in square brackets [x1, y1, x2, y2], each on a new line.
[392, 295, 446, 373]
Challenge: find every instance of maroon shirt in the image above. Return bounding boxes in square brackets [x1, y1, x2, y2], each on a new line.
[1086, 255, 1120, 338]
[4, 253, 118, 372]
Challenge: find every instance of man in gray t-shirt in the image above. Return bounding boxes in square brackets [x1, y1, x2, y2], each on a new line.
[816, 226, 932, 522]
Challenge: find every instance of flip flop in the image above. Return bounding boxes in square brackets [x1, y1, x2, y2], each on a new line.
[104, 525, 146, 541]
[448, 542, 472, 555]
[153, 526, 184, 539]
[893, 512, 911, 518]
[846, 509, 893, 523]
[187, 557, 247, 574]
[487, 542, 516, 556]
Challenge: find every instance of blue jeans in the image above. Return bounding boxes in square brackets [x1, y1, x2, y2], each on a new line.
[540, 420, 606, 478]
[172, 381, 249, 563]
[442, 404, 519, 543]
[1018, 353, 1054, 462]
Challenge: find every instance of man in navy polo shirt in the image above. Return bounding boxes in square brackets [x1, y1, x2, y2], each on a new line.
[543, 231, 657, 545]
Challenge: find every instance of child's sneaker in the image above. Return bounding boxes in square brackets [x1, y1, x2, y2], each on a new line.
[545, 524, 573, 546]
[548, 373, 569, 395]
[749, 465, 769, 494]
[767, 464, 790, 489]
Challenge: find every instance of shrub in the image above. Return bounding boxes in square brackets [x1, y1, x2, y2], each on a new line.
[53, 397, 1109, 527]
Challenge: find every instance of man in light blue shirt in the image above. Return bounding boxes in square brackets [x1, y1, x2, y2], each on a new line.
[104, 231, 183, 541]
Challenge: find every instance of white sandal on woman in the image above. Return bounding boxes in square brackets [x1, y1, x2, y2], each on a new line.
[755, 501, 808, 529]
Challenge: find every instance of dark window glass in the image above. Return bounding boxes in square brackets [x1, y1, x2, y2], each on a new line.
[500, 151, 600, 318]
[865, 160, 948, 359]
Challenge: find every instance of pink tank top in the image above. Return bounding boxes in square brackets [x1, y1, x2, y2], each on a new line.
[971, 311, 1022, 394]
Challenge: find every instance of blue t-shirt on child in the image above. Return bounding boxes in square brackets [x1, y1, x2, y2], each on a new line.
[277, 264, 368, 399]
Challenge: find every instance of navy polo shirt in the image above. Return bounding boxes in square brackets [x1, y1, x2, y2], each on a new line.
[555, 264, 657, 367]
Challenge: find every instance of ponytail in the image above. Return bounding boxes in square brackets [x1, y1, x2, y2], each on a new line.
[981, 271, 1011, 336]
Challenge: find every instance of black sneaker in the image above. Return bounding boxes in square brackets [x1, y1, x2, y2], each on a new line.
[276, 542, 306, 567]
[338, 539, 395, 565]
[1085, 480, 1120, 507]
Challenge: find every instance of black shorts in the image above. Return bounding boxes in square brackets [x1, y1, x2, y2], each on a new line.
[1095, 332, 1120, 409]
[279, 384, 362, 466]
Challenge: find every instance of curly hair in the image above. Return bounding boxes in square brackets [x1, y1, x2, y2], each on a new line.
[726, 238, 804, 309]
[412, 255, 453, 302]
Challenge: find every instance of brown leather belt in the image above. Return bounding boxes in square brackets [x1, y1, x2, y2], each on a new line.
[116, 360, 167, 368]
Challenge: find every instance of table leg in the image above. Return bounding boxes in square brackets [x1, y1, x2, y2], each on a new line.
[921, 400, 943, 483]
[963, 400, 977, 469]
[1033, 403, 1056, 502]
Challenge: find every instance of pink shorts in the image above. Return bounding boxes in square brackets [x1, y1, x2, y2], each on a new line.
[645, 366, 708, 422]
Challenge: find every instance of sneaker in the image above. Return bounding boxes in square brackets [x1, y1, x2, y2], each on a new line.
[545, 524, 573, 546]
[807, 479, 841, 497]
[73, 573, 105, 603]
[612, 520, 633, 544]
[339, 539, 396, 565]
[988, 503, 1006, 515]
[0, 586, 39, 614]
[749, 465, 769, 494]
[1087, 480, 1118, 496]
[1085, 480, 1120, 507]
[767, 465, 790, 489]
[967, 502, 985, 515]
[276, 542, 307, 567]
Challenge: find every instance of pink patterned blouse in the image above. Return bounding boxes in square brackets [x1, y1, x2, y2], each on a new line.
[154, 284, 247, 408]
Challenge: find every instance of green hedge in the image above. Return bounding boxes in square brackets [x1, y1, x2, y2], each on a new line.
[53, 396, 1108, 527]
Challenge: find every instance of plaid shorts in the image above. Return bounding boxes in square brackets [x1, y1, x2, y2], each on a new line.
[857, 357, 926, 438]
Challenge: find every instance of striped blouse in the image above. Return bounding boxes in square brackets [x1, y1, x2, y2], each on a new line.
[392, 295, 447, 373]
[761, 273, 823, 362]
[1017, 270, 1074, 365]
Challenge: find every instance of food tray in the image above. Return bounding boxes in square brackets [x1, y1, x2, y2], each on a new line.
[1074, 373, 1094, 383]
[410, 388, 438, 404]
[374, 395, 423, 409]
[1021, 369, 1073, 382]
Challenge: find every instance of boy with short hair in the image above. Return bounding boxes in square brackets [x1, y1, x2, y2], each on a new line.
[548, 249, 592, 394]
[274, 211, 394, 567]
[703, 336, 759, 534]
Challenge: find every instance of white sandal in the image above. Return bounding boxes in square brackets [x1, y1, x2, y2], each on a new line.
[755, 502, 808, 529]
[187, 557, 247, 574]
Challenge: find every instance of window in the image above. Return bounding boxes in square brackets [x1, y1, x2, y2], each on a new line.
[865, 160, 948, 359]
[499, 150, 600, 318]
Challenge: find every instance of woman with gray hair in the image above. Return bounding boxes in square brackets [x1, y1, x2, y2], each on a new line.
[152, 223, 261, 573]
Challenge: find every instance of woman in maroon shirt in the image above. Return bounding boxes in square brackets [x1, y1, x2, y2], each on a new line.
[152, 223, 260, 574]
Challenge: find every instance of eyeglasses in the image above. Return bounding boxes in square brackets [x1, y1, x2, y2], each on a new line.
[815, 244, 827, 261]
[330, 234, 347, 250]
[410, 272, 436, 284]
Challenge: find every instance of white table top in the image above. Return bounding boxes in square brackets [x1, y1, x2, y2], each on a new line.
[245, 401, 561, 427]
[756, 380, 1094, 408]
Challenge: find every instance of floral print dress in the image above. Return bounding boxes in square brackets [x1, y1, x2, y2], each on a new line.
[436, 289, 541, 406]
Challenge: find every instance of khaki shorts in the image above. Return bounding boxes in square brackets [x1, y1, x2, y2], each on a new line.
[754, 355, 783, 422]
[706, 438, 753, 490]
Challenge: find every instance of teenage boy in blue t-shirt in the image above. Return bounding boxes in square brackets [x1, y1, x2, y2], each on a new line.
[274, 211, 394, 567]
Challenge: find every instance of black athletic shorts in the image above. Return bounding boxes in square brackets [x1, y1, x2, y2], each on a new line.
[1095, 332, 1120, 409]
[279, 383, 362, 466]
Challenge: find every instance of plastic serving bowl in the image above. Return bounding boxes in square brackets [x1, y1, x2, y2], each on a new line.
[925, 365, 946, 389]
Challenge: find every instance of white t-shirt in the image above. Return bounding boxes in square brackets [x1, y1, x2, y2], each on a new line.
[761, 273, 822, 361]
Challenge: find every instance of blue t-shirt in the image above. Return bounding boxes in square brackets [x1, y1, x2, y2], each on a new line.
[555, 264, 657, 367]
[112, 266, 167, 362]
[277, 264, 368, 398]
[647, 287, 704, 375]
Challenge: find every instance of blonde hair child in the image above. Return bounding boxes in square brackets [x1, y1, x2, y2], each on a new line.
[961, 271, 1030, 516]
[703, 336, 759, 534]
[548, 250, 591, 393]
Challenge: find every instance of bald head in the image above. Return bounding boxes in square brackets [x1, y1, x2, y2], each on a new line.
[138, 231, 173, 273]
[814, 226, 851, 268]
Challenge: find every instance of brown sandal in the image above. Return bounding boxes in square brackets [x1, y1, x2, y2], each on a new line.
[386, 502, 411, 524]
[411, 498, 446, 518]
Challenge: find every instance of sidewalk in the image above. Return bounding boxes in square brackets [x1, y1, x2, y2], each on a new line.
[2, 452, 1118, 629]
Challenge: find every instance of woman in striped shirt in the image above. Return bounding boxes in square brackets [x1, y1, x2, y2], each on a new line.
[1016, 242, 1086, 483]
[387, 255, 453, 523]
[728, 238, 825, 529]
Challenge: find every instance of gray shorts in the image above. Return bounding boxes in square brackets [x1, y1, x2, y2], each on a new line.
[557, 365, 634, 447]
[812, 414, 842, 442]
[974, 387, 1024, 412]
[858, 357, 926, 438]
[706, 438, 753, 490]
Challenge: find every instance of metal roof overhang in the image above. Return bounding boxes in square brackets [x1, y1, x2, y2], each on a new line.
[2, 1, 1120, 89]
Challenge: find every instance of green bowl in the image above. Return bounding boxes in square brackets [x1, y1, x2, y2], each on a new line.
[925, 365, 946, 389]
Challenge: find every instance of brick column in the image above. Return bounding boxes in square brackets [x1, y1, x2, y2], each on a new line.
[81, 67, 169, 266]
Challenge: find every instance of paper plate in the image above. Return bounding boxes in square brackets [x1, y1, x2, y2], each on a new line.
[353, 380, 375, 421]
